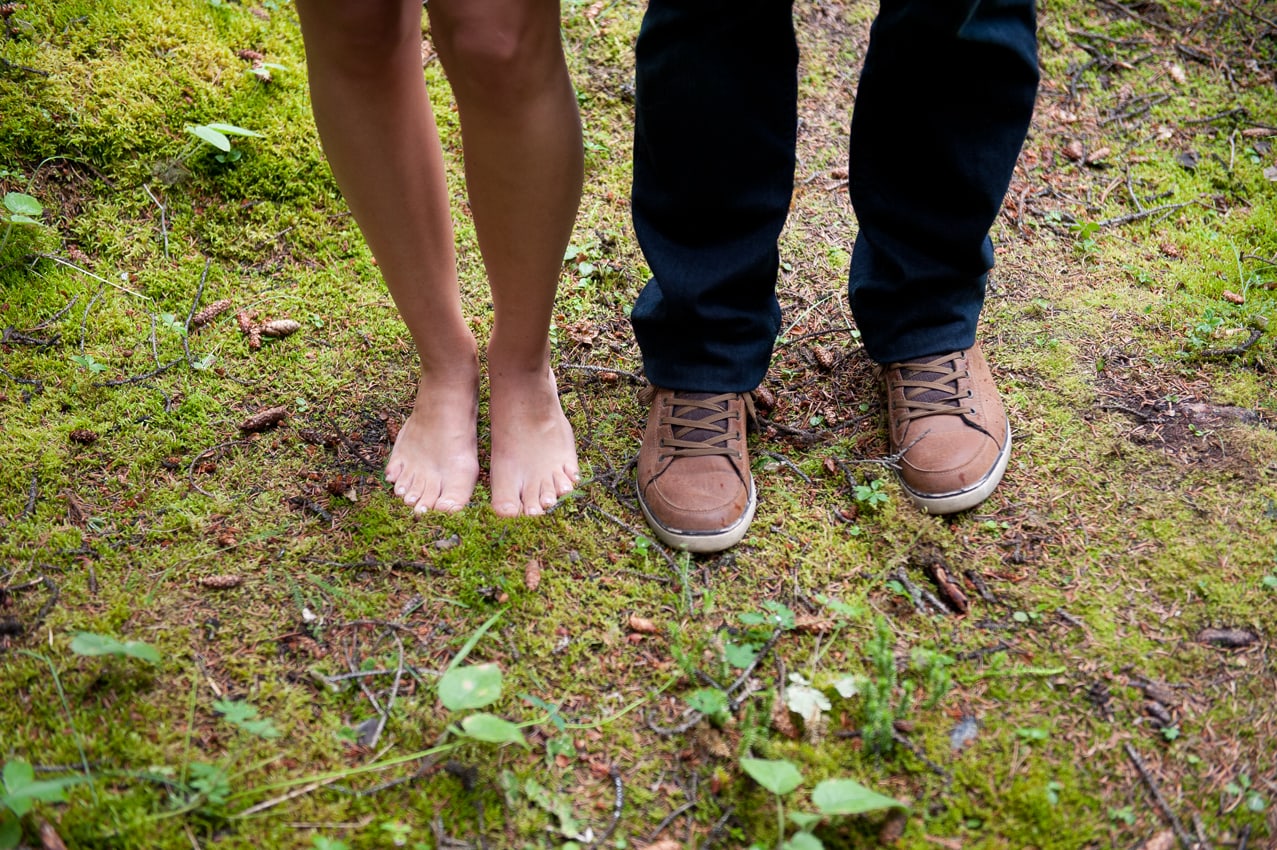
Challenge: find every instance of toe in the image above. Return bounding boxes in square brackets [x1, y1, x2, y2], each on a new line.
[393, 471, 415, 499]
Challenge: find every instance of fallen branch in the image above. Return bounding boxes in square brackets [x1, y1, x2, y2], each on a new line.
[1125, 742, 1194, 850]
[593, 768, 624, 847]
[1098, 199, 1198, 228]
[1196, 326, 1263, 359]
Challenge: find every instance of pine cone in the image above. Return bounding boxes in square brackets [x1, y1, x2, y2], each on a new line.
[239, 406, 287, 433]
[191, 298, 233, 329]
[237, 49, 264, 62]
[69, 429, 99, 444]
[260, 319, 301, 338]
[236, 310, 258, 334]
[248, 327, 262, 350]
[199, 575, 244, 589]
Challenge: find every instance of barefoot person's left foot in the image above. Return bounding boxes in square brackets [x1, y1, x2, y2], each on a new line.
[487, 357, 579, 517]
[882, 342, 1010, 514]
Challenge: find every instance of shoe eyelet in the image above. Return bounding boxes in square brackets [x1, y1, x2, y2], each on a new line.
[967, 390, 974, 398]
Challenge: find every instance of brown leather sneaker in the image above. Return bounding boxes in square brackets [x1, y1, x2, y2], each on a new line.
[882, 343, 1010, 514]
[636, 387, 757, 553]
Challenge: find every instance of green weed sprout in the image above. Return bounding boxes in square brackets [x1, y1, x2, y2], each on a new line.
[183, 122, 263, 164]
[0, 761, 90, 850]
[740, 757, 905, 849]
[0, 190, 43, 256]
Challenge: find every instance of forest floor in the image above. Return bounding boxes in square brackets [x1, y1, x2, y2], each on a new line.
[1, 1, 1275, 848]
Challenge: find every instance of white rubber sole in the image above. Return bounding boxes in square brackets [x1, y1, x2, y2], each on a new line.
[637, 479, 758, 554]
[899, 422, 1012, 515]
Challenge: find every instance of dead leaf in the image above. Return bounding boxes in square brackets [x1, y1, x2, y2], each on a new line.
[38, 820, 67, 850]
[1176, 150, 1200, 170]
[753, 384, 776, 410]
[1168, 63, 1186, 85]
[524, 558, 542, 591]
[878, 810, 908, 845]
[770, 695, 799, 739]
[1139, 830, 1176, 850]
[793, 614, 834, 634]
[239, 406, 287, 433]
[627, 614, 658, 634]
[1263, 165, 1277, 182]
[643, 841, 682, 850]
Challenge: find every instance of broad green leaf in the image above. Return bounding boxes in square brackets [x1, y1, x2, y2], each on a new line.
[7, 214, 39, 226]
[782, 832, 825, 850]
[740, 757, 803, 796]
[458, 713, 526, 747]
[3, 192, 41, 216]
[811, 778, 905, 816]
[438, 662, 502, 711]
[724, 641, 758, 669]
[2, 760, 34, 793]
[204, 123, 262, 138]
[70, 632, 160, 663]
[1, 762, 84, 818]
[788, 811, 823, 831]
[186, 125, 231, 151]
[0, 815, 20, 850]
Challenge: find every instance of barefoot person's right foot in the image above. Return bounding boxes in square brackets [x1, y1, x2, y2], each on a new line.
[636, 387, 756, 553]
[385, 370, 481, 514]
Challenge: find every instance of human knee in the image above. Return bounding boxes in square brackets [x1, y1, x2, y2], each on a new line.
[430, 7, 559, 105]
[301, 1, 419, 76]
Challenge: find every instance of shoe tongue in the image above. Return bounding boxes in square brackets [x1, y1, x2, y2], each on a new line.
[903, 357, 960, 406]
[670, 392, 729, 444]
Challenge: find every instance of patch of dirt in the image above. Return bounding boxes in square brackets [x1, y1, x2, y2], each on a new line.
[1094, 353, 1272, 470]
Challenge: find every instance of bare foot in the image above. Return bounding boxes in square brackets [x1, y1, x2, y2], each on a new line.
[488, 359, 579, 517]
[385, 368, 481, 514]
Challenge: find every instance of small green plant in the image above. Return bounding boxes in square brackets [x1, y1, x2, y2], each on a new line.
[0, 189, 43, 255]
[69, 353, 108, 374]
[1225, 773, 1267, 813]
[1185, 307, 1225, 351]
[739, 757, 905, 849]
[1069, 219, 1101, 256]
[1108, 805, 1136, 826]
[0, 761, 90, 850]
[183, 122, 263, 165]
[862, 617, 899, 753]
[852, 477, 889, 511]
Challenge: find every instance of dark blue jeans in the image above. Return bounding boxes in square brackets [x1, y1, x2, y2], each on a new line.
[630, 0, 1040, 391]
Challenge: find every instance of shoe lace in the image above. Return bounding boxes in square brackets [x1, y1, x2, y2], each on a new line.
[891, 353, 975, 423]
[646, 389, 754, 460]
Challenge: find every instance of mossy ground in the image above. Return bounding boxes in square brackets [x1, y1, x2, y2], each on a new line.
[2, 1, 1275, 849]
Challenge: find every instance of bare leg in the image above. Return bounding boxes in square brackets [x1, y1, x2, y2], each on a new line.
[430, 0, 583, 516]
[296, 0, 480, 513]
